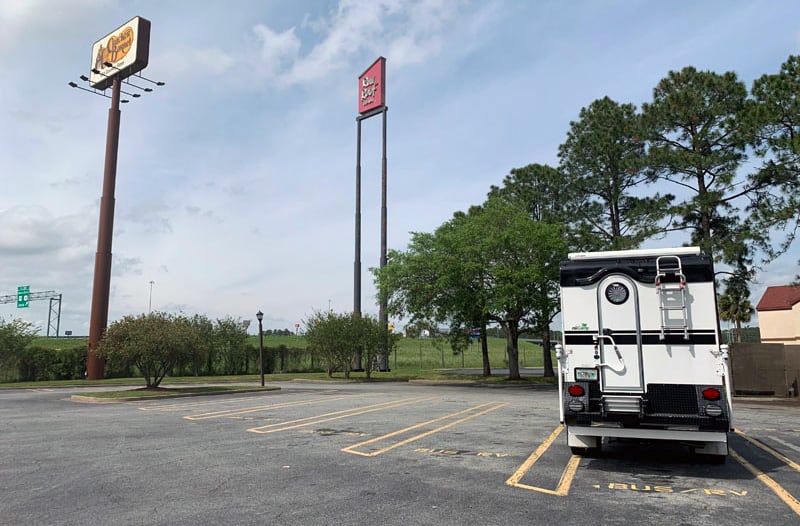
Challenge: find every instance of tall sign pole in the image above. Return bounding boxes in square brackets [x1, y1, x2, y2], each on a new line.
[378, 104, 389, 371]
[87, 76, 122, 379]
[354, 57, 388, 371]
[81, 17, 152, 380]
[354, 119, 362, 318]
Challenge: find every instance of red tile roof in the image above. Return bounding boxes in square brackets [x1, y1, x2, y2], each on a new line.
[756, 285, 800, 311]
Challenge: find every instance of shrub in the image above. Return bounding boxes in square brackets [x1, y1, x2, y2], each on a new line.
[95, 312, 201, 387]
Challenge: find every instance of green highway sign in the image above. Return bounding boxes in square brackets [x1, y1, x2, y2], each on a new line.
[17, 285, 29, 308]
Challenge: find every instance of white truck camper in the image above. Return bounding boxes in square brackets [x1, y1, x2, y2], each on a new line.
[556, 247, 733, 462]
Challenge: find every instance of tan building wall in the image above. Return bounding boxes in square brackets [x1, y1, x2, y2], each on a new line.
[730, 344, 800, 397]
[758, 304, 800, 344]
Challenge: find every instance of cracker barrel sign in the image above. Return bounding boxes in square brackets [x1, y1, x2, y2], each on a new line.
[89, 16, 151, 91]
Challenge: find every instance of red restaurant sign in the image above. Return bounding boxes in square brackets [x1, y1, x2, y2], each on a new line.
[358, 57, 386, 114]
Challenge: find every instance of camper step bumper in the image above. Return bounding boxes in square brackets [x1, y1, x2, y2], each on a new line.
[565, 426, 729, 443]
[564, 412, 730, 431]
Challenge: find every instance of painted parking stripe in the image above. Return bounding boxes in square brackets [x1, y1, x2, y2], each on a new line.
[730, 448, 800, 517]
[247, 396, 436, 434]
[506, 425, 580, 497]
[138, 389, 342, 411]
[342, 402, 508, 457]
[735, 430, 800, 472]
[184, 395, 357, 421]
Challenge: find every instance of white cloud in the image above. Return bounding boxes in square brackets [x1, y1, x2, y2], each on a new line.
[154, 47, 236, 81]
[252, 24, 302, 79]
[0, 207, 94, 255]
[0, 0, 112, 57]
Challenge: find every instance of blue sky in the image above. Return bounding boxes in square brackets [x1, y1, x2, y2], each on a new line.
[1, 0, 799, 335]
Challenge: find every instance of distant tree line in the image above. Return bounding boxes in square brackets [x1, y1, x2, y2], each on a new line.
[262, 328, 295, 336]
[377, 56, 800, 380]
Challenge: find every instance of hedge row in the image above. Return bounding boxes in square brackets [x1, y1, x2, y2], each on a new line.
[3, 345, 319, 382]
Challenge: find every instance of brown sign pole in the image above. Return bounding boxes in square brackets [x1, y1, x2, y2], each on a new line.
[86, 76, 122, 380]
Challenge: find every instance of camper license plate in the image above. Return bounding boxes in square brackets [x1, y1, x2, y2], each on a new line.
[575, 368, 598, 381]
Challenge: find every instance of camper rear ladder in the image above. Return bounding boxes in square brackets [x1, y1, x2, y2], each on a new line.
[656, 256, 689, 340]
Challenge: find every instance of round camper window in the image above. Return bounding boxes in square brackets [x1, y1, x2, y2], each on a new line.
[604, 282, 629, 305]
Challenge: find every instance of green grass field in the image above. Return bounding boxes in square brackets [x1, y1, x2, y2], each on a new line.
[33, 334, 551, 370]
[246, 334, 551, 371]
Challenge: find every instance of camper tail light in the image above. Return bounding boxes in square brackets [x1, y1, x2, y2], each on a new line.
[702, 387, 721, 401]
[705, 404, 723, 417]
[568, 384, 585, 397]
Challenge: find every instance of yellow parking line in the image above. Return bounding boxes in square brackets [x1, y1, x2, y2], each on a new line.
[342, 402, 508, 457]
[735, 430, 800, 472]
[730, 448, 800, 517]
[184, 395, 356, 420]
[139, 389, 341, 411]
[506, 425, 579, 497]
[247, 396, 437, 434]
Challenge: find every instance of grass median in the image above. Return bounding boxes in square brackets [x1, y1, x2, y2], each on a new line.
[79, 385, 279, 400]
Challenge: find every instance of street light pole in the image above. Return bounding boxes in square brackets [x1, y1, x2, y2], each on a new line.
[148, 280, 154, 313]
[256, 310, 264, 387]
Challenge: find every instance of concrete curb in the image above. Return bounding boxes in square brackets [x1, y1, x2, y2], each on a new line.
[68, 386, 280, 403]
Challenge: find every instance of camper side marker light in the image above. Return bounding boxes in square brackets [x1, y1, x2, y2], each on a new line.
[702, 387, 722, 401]
[568, 384, 585, 397]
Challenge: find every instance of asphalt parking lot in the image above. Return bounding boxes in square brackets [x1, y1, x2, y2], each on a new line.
[1, 382, 798, 525]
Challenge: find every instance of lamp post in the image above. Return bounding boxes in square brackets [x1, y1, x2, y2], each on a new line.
[256, 310, 264, 387]
[148, 280, 154, 313]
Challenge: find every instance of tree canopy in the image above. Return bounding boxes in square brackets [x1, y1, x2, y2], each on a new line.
[379, 197, 566, 379]
[95, 312, 201, 388]
[381, 55, 800, 369]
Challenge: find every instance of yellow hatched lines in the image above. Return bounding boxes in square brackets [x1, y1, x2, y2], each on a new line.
[247, 396, 437, 434]
[342, 402, 508, 457]
[505, 425, 579, 496]
[732, 431, 800, 517]
[138, 389, 342, 412]
[184, 395, 357, 421]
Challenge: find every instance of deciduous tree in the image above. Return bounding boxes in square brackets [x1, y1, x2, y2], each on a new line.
[379, 198, 566, 380]
[96, 312, 200, 387]
[0, 317, 37, 373]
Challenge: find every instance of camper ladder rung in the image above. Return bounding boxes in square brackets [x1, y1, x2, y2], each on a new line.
[656, 255, 690, 340]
